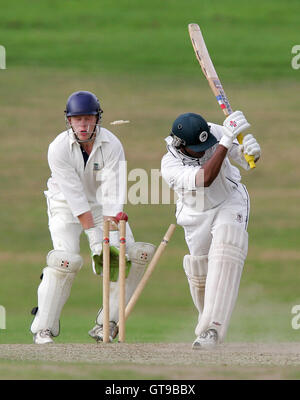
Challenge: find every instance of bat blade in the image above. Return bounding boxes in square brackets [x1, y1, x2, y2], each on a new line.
[188, 23, 232, 116]
[188, 23, 256, 168]
[188, 23, 218, 80]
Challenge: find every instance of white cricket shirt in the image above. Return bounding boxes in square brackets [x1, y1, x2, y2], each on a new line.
[161, 123, 249, 212]
[45, 127, 126, 217]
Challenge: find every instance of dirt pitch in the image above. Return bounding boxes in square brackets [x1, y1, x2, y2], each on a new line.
[1, 342, 300, 380]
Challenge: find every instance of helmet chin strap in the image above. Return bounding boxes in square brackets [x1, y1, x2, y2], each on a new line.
[65, 116, 99, 144]
[177, 147, 201, 161]
[74, 129, 96, 144]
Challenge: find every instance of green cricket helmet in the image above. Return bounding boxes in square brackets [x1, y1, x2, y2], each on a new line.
[171, 112, 217, 152]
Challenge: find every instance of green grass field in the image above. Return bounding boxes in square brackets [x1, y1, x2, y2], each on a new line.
[1, 0, 300, 380]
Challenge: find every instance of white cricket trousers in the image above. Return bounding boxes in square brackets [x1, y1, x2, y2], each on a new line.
[46, 197, 135, 253]
[177, 184, 250, 256]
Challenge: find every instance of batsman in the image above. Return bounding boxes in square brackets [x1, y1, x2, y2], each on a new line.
[30, 90, 155, 344]
[161, 111, 261, 349]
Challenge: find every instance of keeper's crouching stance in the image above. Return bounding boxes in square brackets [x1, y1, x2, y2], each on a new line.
[31, 90, 155, 344]
[31, 250, 84, 343]
[161, 111, 261, 349]
[31, 225, 155, 344]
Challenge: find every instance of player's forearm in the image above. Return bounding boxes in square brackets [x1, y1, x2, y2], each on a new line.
[196, 145, 228, 187]
[78, 211, 95, 230]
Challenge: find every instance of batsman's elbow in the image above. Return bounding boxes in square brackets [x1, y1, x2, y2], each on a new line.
[195, 171, 214, 187]
[203, 177, 214, 187]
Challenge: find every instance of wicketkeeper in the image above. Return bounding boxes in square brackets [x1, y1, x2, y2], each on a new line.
[161, 111, 261, 349]
[31, 91, 155, 344]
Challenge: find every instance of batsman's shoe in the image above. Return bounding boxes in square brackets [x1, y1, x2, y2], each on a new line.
[33, 329, 54, 344]
[88, 322, 118, 343]
[192, 328, 218, 350]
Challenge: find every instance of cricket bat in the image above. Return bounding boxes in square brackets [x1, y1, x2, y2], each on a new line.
[188, 23, 256, 169]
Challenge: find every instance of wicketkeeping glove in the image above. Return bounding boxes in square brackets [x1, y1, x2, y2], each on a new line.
[85, 227, 102, 254]
[85, 227, 103, 274]
[92, 247, 131, 280]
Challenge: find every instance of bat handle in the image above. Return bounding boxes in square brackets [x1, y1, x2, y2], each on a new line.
[236, 133, 256, 169]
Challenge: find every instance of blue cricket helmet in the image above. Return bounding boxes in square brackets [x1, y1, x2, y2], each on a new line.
[65, 91, 103, 120]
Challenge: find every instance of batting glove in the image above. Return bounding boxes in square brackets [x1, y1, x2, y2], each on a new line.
[220, 111, 251, 149]
[242, 134, 261, 161]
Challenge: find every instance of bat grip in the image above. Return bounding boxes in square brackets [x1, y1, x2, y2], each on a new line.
[236, 133, 256, 169]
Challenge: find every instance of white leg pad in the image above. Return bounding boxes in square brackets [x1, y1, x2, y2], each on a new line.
[96, 242, 156, 324]
[183, 255, 207, 315]
[31, 250, 83, 336]
[195, 224, 248, 342]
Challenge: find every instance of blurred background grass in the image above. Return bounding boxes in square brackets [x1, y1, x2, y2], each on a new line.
[0, 0, 300, 348]
[1, 0, 299, 81]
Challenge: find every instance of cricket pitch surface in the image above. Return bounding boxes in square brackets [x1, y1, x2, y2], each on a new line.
[1, 342, 300, 379]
